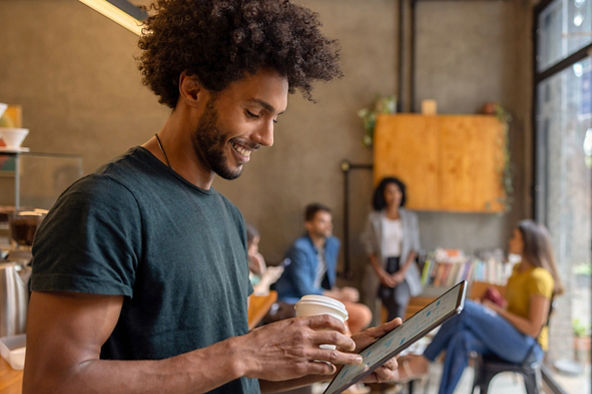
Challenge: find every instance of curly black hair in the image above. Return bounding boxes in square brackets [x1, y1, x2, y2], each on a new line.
[138, 0, 342, 108]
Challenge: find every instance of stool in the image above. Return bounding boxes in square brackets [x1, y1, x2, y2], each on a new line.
[471, 354, 541, 394]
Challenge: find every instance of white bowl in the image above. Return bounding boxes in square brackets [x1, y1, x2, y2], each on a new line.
[0, 128, 29, 148]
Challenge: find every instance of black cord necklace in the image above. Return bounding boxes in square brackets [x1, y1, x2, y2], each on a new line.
[154, 133, 171, 168]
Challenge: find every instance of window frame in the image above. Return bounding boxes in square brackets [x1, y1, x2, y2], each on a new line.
[532, 0, 592, 222]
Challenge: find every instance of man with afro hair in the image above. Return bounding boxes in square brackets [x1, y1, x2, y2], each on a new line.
[24, 1, 400, 393]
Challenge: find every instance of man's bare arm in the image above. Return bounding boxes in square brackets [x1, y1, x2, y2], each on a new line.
[23, 291, 250, 393]
[24, 291, 363, 394]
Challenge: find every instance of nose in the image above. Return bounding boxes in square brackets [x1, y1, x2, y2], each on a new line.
[254, 120, 274, 147]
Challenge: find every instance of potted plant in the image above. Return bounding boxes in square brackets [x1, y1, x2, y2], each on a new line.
[573, 318, 591, 364]
[357, 95, 397, 148]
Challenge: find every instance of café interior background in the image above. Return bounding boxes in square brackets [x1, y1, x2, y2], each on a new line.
[0, 0, 532, 264]
[4, 0, 592, 387]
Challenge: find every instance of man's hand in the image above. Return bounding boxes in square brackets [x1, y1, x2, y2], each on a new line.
[237, 315, 363, 382]
[351, 318, 403, 383]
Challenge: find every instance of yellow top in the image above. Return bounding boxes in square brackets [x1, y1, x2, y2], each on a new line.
[505, 264, 554, 350]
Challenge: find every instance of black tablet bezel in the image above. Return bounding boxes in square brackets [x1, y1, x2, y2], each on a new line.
[323, 280, 467, 394]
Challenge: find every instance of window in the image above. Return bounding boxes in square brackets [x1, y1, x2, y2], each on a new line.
[535, 0, 591, 388]
[537, 0, 592, 71]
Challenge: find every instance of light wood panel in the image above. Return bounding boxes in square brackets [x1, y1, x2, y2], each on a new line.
[374, 114, 505, 212]
[0, 357, 22, 394]
[374, 115, 440, 210]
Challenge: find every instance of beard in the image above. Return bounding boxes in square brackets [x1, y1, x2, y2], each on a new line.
[191, 97, 242, 180]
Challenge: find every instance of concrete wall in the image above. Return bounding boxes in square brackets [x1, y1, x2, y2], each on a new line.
[413, 0, 532, 257]
[0, 0, 532, 287]
[0, 0, 170, 173]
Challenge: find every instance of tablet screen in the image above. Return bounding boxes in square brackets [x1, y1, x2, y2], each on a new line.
[324, 280, 467, 394]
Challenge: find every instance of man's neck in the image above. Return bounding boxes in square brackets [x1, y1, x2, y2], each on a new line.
[309, 233, 326, 250]
[142, 108, 215, 189]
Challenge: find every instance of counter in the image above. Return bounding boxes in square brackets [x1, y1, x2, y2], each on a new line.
[0, 356, 22, 393]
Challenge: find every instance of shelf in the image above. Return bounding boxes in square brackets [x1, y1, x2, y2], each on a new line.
[374, 114, 506, 212]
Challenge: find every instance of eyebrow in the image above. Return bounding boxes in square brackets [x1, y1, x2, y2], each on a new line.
[248, 98, 286, 115]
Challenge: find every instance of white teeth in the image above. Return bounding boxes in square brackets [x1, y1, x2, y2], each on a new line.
[232, 143, 251, 157]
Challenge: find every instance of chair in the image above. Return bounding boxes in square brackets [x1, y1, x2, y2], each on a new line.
[471, 297, 555, 394]
[471, 351, 542, 394]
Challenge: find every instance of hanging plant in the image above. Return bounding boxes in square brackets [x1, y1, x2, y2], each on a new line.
[483, 103, 513, 211]
[357, 95, 397, 148]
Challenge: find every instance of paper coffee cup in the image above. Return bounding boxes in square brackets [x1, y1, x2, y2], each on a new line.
[295, 295, 348, 350]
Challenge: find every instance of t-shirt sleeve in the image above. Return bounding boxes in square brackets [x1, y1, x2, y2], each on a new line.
[30, 175, 142, 297]
[527, 268, 554, 300]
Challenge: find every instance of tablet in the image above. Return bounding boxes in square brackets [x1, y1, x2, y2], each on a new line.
[323, 280, 467, 394]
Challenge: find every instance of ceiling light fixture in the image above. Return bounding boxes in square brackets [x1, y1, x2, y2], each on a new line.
[78, 0, 147, 36]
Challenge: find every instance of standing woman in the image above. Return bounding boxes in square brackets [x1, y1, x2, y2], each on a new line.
[361, 177, 422, 324]
[396, 220, 564, 394]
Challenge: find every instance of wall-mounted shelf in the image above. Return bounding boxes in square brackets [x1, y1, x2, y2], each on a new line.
[373, 114, 506, 213]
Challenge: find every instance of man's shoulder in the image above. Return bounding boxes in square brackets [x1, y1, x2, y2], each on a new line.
[64, 172, 135, 203]
[211, 190, 244, 228]
[214, 190, 241, 212]
[326, 236, 340, 248]
[54, 147, 162, 211]
[291, 235, 340, 251]
[95, 147, 156, 183]
[292, 235, 312, 250]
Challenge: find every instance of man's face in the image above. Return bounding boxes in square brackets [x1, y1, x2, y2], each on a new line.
[191, 68, 288, 180]
[306, 210, 333, 239]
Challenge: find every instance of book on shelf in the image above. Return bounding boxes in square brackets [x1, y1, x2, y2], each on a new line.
[420, 248, 507, 288]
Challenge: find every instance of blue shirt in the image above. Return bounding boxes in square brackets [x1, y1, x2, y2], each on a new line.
[275, 234, 340, 304]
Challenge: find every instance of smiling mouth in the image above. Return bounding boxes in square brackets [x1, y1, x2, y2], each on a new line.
[231, 140, 253, 162]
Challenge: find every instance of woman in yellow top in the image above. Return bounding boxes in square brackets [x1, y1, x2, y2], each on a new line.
[397, 220, 563, 394]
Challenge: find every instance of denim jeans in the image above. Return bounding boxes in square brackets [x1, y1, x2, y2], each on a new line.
[423, 300, 543, 394]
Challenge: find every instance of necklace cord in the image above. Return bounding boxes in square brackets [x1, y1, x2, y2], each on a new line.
[154, 133, 171, 168]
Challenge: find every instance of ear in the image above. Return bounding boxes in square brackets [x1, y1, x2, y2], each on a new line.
[178, 72, 203, 107]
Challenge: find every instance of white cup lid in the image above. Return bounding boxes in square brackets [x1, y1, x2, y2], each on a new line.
[295, 295, 348, 320]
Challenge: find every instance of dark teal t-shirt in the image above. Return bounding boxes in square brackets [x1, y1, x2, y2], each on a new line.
[31, 147, 259, 393]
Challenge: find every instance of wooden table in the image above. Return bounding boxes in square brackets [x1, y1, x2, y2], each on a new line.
[247, 290, 277, 330]
[0, 357, 22, 394]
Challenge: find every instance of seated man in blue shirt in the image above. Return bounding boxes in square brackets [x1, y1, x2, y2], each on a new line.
[276, 203, 372, 333]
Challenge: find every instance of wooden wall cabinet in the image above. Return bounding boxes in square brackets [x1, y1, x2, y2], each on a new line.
[373, 114, 506, 213]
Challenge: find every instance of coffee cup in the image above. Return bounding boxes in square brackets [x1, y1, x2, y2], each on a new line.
[295, 295, 348, 350]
